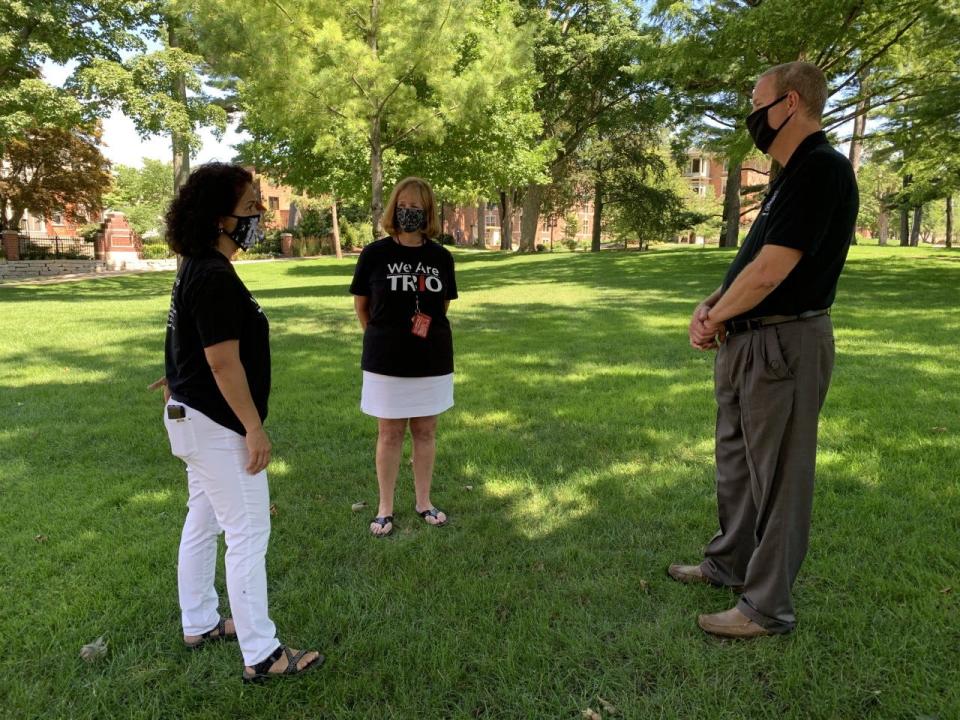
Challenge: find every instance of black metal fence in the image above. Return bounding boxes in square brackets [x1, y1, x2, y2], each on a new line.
[17, 235, 95, 260]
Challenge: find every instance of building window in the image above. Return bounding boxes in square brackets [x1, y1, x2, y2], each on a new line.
[485, 203, 499, 227]
[269, 197, 280, 211]
[690, 158, 701, 175]
[52, 212, 64, 225]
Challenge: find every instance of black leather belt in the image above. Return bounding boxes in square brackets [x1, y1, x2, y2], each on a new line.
[725, 308, 830, 335]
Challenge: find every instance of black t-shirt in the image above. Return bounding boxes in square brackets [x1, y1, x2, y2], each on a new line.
[349, 237, 458, 377]
[164, 250, 270, 435]
[722, 131, 859, 319]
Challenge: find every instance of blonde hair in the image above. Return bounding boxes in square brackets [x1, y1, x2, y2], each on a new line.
[382, 177, 441, 238]
[760, 62, 828, 121]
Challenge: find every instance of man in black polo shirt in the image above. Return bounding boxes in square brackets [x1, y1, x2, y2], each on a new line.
[668, 62, 859, 638]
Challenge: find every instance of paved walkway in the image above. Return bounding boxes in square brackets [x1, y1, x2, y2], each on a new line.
[0, 255, 349, 286]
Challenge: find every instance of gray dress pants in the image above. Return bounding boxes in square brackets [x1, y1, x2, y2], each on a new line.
[701, 314, 835, 632]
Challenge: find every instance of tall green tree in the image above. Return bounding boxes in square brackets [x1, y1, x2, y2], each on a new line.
[76, 4, 228, 193]
[654, 0, 952, 246]
[513, 0, 660, 252]
[0, 1, 156, 147]
[102, 160, 174, 236]
[190, 0, 526, 238]
[575, 100, 671, 252]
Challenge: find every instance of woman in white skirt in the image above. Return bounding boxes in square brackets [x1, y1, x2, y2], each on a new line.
[350, 177, 458, 537]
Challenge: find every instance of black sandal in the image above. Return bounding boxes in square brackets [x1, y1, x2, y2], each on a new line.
[370, 515, 394, 537]
[242, 645, 325, 684]
[416, 507, 448, 527]
[184, 617, 237, 650]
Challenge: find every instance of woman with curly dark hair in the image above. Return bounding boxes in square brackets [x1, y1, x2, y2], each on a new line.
[149, 162, 323, 683]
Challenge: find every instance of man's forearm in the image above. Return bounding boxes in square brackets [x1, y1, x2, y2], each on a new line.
[702, 285, 724, 308]
[707, 264, 778, 323]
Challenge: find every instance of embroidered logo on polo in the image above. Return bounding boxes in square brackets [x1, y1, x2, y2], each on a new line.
[385, 261, 444, 292]
[760, 187, 781, 216]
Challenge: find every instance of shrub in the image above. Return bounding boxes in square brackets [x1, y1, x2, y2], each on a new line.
[248, 231, 282, 256]
[141, 242, 175, 259]
[339, 218, 367, 252]
[292, 236, 325, 257]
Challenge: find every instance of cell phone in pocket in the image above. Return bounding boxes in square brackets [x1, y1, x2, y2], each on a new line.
[167, 404, 186, 420]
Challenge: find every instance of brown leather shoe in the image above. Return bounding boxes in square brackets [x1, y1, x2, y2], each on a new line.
[667, 564, 744, 594]
[697, 607, 774, 639]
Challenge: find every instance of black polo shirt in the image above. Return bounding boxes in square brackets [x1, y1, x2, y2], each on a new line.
[722, 131, 859, 320]
[165, 250, 270, 436]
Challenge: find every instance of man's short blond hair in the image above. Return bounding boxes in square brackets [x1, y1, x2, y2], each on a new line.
[760, 62, 828, 121]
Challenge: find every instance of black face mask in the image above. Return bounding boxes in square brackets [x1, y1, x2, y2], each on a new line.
[745, 94, 794, 153]
[395, 206, 426, 234]
[224, 214, 262, 250]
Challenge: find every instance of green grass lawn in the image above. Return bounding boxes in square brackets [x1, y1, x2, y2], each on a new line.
[1, 245, 958, 719]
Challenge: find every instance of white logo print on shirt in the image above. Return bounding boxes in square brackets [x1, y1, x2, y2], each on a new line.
[386, 261, 444, 292]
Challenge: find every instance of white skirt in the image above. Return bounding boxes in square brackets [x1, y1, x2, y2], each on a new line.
[360, 371, 454, 419]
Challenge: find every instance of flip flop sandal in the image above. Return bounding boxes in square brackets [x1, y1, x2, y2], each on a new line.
[416, 507, 448, 527]
[369, 515, 394, 537]
[184, 617, 237, 650]
[242, 645, 325, 684]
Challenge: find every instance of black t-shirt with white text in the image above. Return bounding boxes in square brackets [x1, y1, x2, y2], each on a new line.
[722, 131, 859, 320]
[349, 237, 458, 377]
[165, 250, 270, 435]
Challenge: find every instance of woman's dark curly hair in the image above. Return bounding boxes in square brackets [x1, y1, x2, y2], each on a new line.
[165, 163, 253, 256]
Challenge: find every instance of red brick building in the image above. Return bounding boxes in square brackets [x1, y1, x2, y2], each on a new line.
[248, 169, 297, 230]
[683, 150, 770, 224]
[16, 207, 98, 239]
[439, 200, 603, 248]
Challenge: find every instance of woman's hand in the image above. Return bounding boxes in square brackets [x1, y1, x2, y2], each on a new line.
[245, 426, 272, 474]
[148, 376, 171, 404]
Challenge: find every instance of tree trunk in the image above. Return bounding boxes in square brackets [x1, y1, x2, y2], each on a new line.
[910, 205, 922, 246]
[168, 23, 190, 193]
[519, 184, 543, 252]
[591, 182, 603, 252]
[369, 115, 383, 239]
[848, 100, 867, 176]
[847, 95, 869, 247]
[898, 175, 910, 246]
[168, 19, 189, 269]
[9, 202, 26, 232]
[945, 195, 953, 249]
[498, 190, 513, 251]
[878, 207, 889, 246]
[720, 157, 742, 247]
[330, 194, 342, 259]
[367, 1, 383, 239]
[476, 201, 486, 247]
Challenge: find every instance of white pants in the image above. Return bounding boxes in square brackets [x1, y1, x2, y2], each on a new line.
[164, 400, 279, 666]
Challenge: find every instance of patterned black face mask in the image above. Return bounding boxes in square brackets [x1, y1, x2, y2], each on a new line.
[225, 214, 263, 250]
[395, 206, 426, 233]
